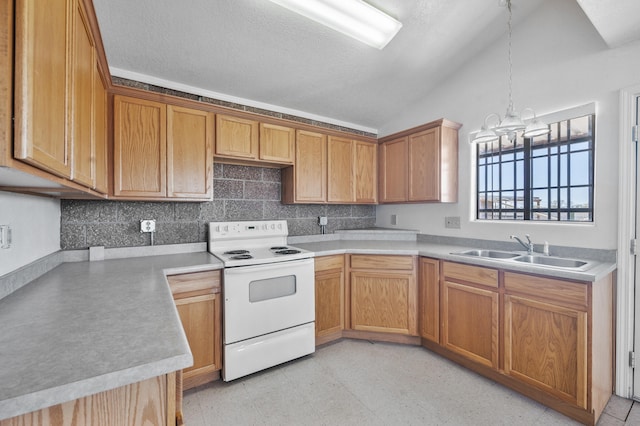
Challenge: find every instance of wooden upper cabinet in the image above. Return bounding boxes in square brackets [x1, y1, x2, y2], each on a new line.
[113, 96, 167, 197]
[113, 95, 213, 200]
[283, 134, 377, 205]
[327, 136, 354, 203]
[259, 123, 294, 163]
[408, 128, 439, 201]
[14, 0, 70, 178]
[215, 114, 259, 160]
[379, 137, 408, 203]
[93, 66, 108, 194]
[354, 140, 377, 203]
[379, 119, 460, 203]
[282, 130, 327, 203]
[70, 0, 95, 188]
[167, 105, 214, 199]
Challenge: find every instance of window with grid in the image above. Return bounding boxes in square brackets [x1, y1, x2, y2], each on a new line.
[476, 114, 594, 221]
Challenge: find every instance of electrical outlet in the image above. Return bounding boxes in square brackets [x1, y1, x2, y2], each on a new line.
[391, 214, 397, 225]
[0, 225, 12, 249]
[140, 219, 156, 233]
[445, 216, 461, 229]
[318, 216, 328, 226]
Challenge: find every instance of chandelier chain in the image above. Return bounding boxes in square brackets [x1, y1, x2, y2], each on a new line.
[507, 0, 514, 111]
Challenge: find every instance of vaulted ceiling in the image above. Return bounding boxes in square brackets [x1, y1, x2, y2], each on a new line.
[92, 0, 639, 133]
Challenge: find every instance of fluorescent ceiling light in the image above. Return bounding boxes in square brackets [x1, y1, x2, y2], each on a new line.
[267, 0, 402, 49]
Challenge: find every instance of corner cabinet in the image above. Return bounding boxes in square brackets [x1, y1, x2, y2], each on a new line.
[379, 119, 461, 203]
[314, 255, 345, 345]
[167, 270, 222, 391]
[349, 255, 417, 335]
[113, 95, 213, 200]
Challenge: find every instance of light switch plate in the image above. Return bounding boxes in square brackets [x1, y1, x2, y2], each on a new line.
[445, 216, 461, 229]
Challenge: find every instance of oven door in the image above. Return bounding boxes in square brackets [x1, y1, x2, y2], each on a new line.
[223, 257, 315, 344]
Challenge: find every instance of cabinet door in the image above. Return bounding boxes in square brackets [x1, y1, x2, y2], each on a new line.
[350, 270, 417, 335]
[294, 130, 327, 202]
[419, 257, 440, 343]
[175, 293, 222, 389]
[504, 294, 587, 408]
[14, 0, 70, 178]
[113, 96, 167, 197]
[408, 128, 440, 201]
[70, 0, 95, 188]
[315, 268, 344, 339]
[259, 123, 294, 163]
[441, 281, 499, 368]
[215, 114, 258, 159]
[93, 67, 108, 194]
[327, 136, 355, 203]
[354, 141, 377, 203]
[167, 105, 213, 199]
[379, 137, 407, 202]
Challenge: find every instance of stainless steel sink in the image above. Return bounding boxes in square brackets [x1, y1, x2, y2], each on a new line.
[512, 255, 588, 269]
[454, 249, 520, 259]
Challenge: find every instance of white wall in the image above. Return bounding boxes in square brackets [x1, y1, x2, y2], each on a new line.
[376, 0, 640, 250]
[0, 191, 60, 276]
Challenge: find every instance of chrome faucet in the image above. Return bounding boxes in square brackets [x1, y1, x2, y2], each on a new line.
[510, 234, 534, 254]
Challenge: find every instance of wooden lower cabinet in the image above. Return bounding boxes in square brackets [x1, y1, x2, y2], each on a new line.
[421, 259, 614, 425]
[167, 270, 222, 391]
[440, 262, 499, 369]
[0, 374, 175, 426]
[504, 294, 587, 408]
[418, 257, 439, 343]
[349, 255, 417, 336]
[314, 255, 345, 345]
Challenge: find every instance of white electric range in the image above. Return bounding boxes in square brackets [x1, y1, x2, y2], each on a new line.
[208, 220, 315, 381]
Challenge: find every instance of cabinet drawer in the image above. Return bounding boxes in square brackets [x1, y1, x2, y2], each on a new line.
[504, 272, 588, 308]
[315, 255, 344, 272]
[442, 261, 498, 288]
[168, 270, 221, 299]
[350, 255, 414, 271]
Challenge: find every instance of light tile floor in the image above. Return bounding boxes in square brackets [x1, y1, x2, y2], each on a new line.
[183, 339, 637, 425]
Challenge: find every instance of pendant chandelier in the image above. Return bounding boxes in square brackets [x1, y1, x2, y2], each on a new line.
[471, 0, 550, 144]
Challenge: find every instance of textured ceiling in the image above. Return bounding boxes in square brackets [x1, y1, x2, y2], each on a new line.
[92, 0, 624, 132]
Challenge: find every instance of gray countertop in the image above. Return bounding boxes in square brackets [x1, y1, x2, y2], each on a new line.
[0, 237, 616, 421]
[293, 240, 616, 282]
[0, 252, 222, 421]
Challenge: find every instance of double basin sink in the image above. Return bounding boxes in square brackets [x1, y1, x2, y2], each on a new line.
[451, 249, 592, 270]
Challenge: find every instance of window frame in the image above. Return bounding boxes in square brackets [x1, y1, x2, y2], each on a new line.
[475, 111, 595, 223]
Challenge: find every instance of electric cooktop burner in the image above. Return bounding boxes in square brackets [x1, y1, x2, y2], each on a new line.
[230, 254, 253, 260]
[224, 250, 249, 255]
[275, 249, 301, 255]
[270, 246, 289, 250]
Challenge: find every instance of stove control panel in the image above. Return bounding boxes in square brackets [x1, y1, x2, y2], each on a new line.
[209, 220, 288, 241]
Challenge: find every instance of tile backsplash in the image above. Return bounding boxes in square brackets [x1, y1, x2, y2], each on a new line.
[60, 163, 376, 250]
